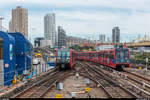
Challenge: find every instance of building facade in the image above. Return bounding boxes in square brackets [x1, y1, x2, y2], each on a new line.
[44, 13, 56, 48]
[34, 37, 44, 47]
[99, 34, 105, 43]
[40, 39, 52, 48]
[66, 36, 90, 47]
[112, 27, 120, 43]
[9, 6, 28, 38]
[96, 44, 114, 51]
[58, 26, 66, 48]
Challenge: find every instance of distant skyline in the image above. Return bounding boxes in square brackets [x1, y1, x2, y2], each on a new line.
[1, 0, 150, 43]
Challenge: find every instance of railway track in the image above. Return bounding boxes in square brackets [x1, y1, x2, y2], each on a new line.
[15, 72, 63, 98]
[11, 67, 66, 98]
[12, 67, 76, 98]
[5, 61, 150, 98]
[78, 62, 137, 98]
[122, 70, 150, 95]
[1, 67, 59, 98]
[41, 72, 77, 98]
[82, 61, 150, 98]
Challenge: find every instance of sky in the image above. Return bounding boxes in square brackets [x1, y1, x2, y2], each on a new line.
[1, 0, 150, 43]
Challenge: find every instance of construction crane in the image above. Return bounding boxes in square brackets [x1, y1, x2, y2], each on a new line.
[0, 17, 4, 31]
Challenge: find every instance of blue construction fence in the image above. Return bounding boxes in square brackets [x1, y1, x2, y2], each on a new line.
[0, 62, 56, 88]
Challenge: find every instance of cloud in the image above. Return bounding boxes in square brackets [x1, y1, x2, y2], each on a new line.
[1, 0, 150, 11]
[1, 0, 150, 43]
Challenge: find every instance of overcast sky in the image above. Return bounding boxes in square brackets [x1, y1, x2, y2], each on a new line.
[1, 0, 150, 42]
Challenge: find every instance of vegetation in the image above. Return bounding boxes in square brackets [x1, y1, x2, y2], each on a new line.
[130, 51, 150, 65]
[69, 45, 96, 52]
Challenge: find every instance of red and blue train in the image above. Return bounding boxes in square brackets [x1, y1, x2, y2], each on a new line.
[56, 45, 131, 70]
[75, 45, 131, 70]
[56, 48, 76, 70]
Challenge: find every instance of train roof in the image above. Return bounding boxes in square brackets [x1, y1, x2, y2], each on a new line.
[77, 49, 115, 53]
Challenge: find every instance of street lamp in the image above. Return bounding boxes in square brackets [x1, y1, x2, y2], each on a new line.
[146, 57, 148, 70]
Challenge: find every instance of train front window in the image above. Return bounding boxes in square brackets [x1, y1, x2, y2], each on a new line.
[124, 49, 129, 58]
[116, 48, 129, 63]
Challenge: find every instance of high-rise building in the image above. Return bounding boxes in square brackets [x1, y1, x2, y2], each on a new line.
[99, 34, 105, 43]
[58, 26, 66, 48]
[44, 13, 56, 48]
[107, 37, 111, 43]
[112, 27, 120, 43]
[9, 6, 28, 38]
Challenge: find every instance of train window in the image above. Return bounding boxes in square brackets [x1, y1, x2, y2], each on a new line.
[0, 38, 3, 59]
[124, 49, 129, 58]
[115, 49, 120, 63]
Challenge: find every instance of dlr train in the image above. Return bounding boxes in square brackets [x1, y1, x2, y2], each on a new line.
[76, 45, 131, 70]
[56, 48, 76, 70]
[56, 44, 131, 71]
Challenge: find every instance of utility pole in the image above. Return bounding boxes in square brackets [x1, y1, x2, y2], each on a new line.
[0, 17, 4, 31]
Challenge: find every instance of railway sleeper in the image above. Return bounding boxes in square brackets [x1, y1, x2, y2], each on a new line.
[120, 78, 150, 98]
[82, 62, 141, 98]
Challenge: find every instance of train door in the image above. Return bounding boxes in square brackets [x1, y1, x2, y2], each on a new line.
[96, 52, 98, 63]
[101, 52, 103, 63]
[107, 51, 110, 64]
[98, 52, 101, 64]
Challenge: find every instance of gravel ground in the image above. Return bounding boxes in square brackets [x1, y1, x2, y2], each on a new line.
[44, 75, 108, 98]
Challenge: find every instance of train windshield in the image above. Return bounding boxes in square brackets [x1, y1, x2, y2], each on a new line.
[58, 49, 70, 63]
[116, 48, 129, 63]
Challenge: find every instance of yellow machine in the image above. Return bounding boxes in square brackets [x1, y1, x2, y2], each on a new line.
[12, 75, 20, 84]
[35, 53, 42, 58]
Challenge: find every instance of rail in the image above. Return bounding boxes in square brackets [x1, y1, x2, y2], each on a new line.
[86, 61, 150, 98]
[78, 62, 137, 98]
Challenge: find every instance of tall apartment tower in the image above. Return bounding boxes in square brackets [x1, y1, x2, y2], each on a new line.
[99, 34, 105, 43]
[44, 13, 56, 47]
[9, 6, 28, 38]
[112, 27, 120, 43]
[58, 26, 66, 48]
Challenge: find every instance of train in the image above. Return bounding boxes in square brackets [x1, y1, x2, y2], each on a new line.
[75, 44, 131, 70]
[0, 31, 32, 86]
[56, 48, 76, 70]
[56, 44, 131, 71]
